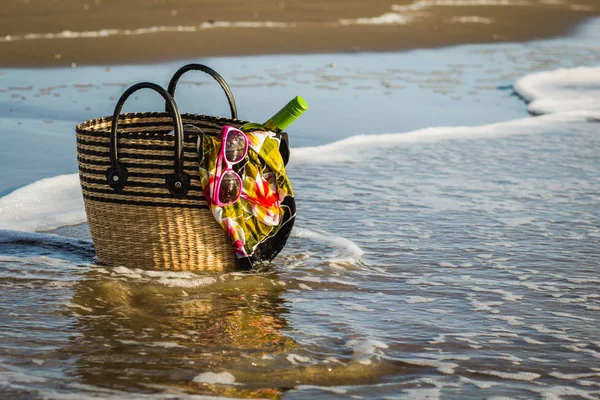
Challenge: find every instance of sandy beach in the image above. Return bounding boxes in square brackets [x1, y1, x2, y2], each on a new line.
[1, 0, 599, 67]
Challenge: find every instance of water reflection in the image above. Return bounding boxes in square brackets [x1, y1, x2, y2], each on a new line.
[67, 269, 296, 398]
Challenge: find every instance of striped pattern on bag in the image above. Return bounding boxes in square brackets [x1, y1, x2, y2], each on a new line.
[76, 112, 247, 272]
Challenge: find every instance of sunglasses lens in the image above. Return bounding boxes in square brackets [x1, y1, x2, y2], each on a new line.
[218, 171, 241, 205]
[225, 130, 246, 163]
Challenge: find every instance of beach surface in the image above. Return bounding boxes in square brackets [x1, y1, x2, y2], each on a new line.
[1, 0, 599, 67]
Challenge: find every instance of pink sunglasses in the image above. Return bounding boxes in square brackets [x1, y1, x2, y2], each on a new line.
[212, 125, 249, 207]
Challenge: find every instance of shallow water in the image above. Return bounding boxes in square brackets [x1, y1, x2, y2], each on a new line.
[1, 18, 600, 400]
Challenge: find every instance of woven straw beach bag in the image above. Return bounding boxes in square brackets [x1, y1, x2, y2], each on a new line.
[76, 67, 247, 272]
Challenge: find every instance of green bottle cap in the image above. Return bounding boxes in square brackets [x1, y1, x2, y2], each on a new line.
[269, 96, 308, 131]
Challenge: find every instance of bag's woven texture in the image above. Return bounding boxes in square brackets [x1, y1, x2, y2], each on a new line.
[76, 112, 245, 272]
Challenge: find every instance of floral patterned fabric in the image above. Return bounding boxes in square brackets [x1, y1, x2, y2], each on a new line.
[198, 129, 296, 268]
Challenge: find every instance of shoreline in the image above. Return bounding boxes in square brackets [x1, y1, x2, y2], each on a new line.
[1, 0, 599, 68]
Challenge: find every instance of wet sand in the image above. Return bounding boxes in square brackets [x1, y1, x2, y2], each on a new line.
[1, 0, 599, 67]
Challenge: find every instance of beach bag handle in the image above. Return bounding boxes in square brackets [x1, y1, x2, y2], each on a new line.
[106, 82, 191, 197]
[167, 63, 238, 119]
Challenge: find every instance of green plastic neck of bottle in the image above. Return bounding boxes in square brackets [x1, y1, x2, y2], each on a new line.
[266, 96, 308, 132]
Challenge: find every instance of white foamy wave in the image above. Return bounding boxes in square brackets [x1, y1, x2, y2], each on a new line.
[392, 0, 530, 13]
[286, 353, 312, 365]
[339, 12, 411, 25]
[192, 371, 239, 385]
[549, 311, 595, 322]
[0, 21, 292, 43]
[448, 16, 495, 24]
[346, 338, 389, 365]
[298, 283, 313, 291]
[522, 337, 545, 345]
[400, 358, 459, 374]
[339, 0, 535, 28]
[109, 266, 217, 287]
[471, 369, 541, 381]
[530, 386, 600, 400]
[0, 174, 85, 232]
[290, 112, 589, 165]
[514, 67, 600, 115]
[548, 371, 600, 380]
[338, 0, 521, 26]
[459, 376, 500, 389]
[405, 296, 436, 304]
[149, 342, 184, 348]
[340, 0, 543, 28]
[291, 227, 364, 258]
[341, 301, 376, 312]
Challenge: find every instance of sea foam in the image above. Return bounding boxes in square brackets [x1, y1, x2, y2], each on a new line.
[291, 227, 364, 258]
[109, 266, 218, 288]
[192, 371, 238, 385]
[0, 174, 84, 232]
[471, 370, 541, 381]
[289, 112, 589, 165]
[514, 66, 600, 115]
[0, 21, 292, 43]
[339, 12, 411, 25]
[346, 338, 389, 365]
